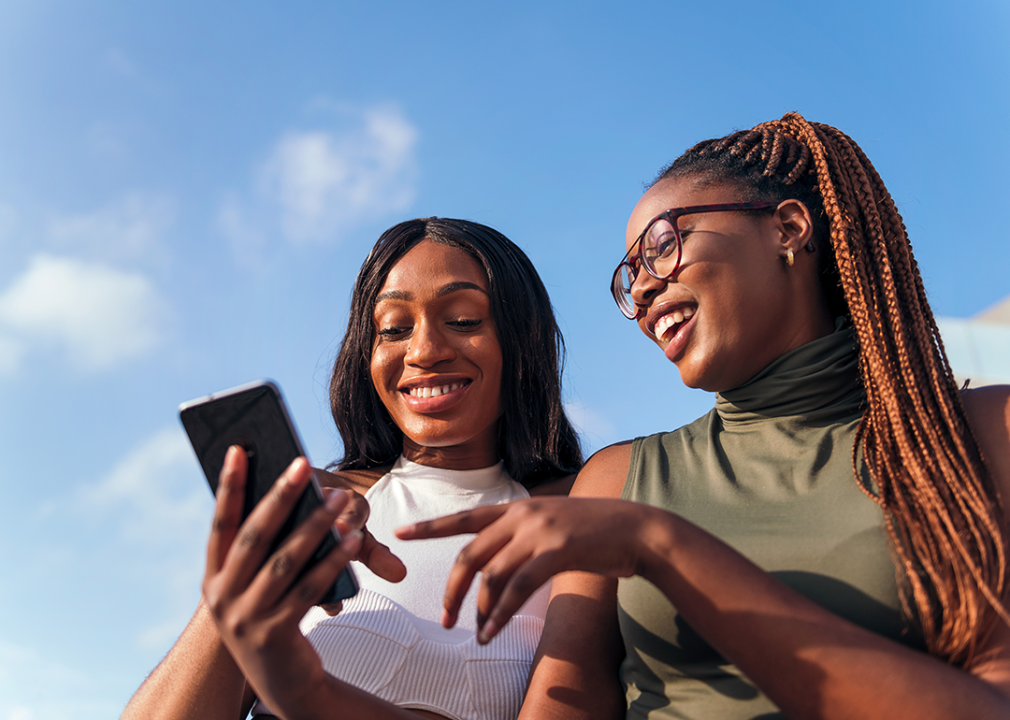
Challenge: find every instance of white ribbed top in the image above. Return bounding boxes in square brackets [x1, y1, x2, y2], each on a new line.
[252, 457, 550, 720]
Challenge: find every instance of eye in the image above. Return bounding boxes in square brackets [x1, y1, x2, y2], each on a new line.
[449, 318, 482, 331]
[376, 325, 410, 339]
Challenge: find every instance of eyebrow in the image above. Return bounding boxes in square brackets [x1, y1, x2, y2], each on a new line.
[375, 281, 488, 303]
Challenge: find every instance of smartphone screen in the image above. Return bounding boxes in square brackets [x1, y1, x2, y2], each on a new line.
[179, 380, 358, 604]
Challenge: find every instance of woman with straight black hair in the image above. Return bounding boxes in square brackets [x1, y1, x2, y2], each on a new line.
[123, 217, 582, 720]
[330, 217, 581, 487]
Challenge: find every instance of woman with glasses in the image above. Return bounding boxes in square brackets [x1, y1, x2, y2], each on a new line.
[402, 114, 1010, 719]
[122, 218, 582, 720]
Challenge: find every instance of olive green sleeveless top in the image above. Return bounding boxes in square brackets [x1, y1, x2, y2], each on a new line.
[617, 324, 923, 719]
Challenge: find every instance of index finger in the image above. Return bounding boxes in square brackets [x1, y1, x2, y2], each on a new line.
[206, 445, 246, 575]
[395, 504, 509, 540]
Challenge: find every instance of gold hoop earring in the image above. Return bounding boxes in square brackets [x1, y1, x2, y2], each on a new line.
[785, 248, 795, 268]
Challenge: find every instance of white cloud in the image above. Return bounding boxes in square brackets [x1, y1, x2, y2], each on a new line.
[0, 254, 170, 373]
[221, 103, 419, 253]
[47, 192, 174, 264]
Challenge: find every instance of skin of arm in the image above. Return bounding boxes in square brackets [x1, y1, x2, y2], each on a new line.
[400, 387, 1010, 720]
[518, 449, 630, 720]
[120, 599, 255, 720]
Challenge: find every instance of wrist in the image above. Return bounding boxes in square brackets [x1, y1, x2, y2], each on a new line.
[632, 505, 682, 585]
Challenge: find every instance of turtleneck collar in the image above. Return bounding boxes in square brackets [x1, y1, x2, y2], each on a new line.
[716, 318, 864, 425]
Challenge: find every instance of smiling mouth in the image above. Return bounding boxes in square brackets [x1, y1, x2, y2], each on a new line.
[654, 306, 696, 342]
[405, 380, 470, 399]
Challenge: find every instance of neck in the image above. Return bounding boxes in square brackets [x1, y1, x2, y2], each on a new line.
[400, 437, 500, 471]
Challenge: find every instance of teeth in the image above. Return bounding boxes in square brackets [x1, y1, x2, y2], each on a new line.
[409, 382, 465, 398]
[654, 307, 695, 340]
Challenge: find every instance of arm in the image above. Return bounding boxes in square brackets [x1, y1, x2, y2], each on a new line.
[402, 436, 1010, 719]
[121, 600, 254, 720]
[519, 450, 630, 720]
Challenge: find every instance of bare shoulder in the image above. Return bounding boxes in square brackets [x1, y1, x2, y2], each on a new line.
[961, 385, 1010, 497]
[570, 441, 633, 499]
[528, 473, 577, 497]
[315, 466, 390, 494]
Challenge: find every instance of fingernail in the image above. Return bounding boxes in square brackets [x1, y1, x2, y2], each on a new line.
[478, 619, 498, 645]
[343, 529, 363, 549]
[325, 488, 346, 510]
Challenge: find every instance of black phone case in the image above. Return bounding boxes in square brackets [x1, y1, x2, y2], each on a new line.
[179, 380, 358, 604]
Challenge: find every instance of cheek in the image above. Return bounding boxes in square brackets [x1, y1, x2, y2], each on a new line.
[369, 346, 400, 397]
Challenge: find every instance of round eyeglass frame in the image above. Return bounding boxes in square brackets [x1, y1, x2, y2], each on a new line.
[611, 201, 778, 319]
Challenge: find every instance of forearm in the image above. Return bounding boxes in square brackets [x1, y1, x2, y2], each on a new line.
[520, 573, 626, 720]
[639, 509, 1010, 720]
[122, 600, 250, 720]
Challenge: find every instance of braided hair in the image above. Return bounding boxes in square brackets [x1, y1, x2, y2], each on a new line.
[658, 112, 1007, 666]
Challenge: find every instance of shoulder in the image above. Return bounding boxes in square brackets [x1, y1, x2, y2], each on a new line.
[315, 466, 391, 495]
[569, 441, 634, 499]
[528, 473, 577, 497]
[961, 385, 1010, 499]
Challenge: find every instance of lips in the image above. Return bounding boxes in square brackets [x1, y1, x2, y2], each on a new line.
[647, 304, 696, 342]
[399, 377, 473, 413]
[405, 380, 469, 399]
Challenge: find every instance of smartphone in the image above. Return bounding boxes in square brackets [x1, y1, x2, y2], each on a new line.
[179, 379, 358, 604]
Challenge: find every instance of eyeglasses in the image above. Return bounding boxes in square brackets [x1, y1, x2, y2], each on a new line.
[611, 202, 778, 319]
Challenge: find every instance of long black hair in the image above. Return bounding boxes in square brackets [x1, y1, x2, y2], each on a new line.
[329, 217, 583, 488]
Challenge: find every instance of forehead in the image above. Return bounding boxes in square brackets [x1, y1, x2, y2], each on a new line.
[377, 239, 489, 299]
[625, 177, 743, 248]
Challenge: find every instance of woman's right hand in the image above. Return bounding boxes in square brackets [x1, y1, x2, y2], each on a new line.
[395, 496, 662, 643]
[201, 446, 364, 714]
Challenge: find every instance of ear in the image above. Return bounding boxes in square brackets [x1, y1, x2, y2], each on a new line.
[773, 199, 814, 257]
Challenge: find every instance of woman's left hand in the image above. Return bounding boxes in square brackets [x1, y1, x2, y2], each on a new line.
[202, 445, 363, 714]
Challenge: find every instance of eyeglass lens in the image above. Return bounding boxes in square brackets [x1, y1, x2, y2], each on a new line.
[642, 218, 681, 279]
[612, 262, 637, 317]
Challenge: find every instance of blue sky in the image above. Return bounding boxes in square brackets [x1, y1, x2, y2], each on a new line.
[1, 2, 1008, 718]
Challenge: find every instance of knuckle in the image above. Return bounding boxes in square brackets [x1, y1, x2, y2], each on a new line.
[223, 614, 248, 639]
[456, 545, 476, 566]
[296, 582, 322, 604]
[271, 552, 295, 577]
[511, 569, 539, 596]
[238, 527, 262, 549]
[484, 570, 506, 594]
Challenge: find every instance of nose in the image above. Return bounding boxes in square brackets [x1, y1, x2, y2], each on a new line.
[404, 321, 456, 367]
[629, 265, 668, 311]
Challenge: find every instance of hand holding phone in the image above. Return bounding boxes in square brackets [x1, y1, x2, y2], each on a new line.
[180, 380, 358, 604]
[201, 443, 364, 713]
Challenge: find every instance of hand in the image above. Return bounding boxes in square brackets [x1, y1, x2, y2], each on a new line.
[318, 481, 406, 618]
[395, 497, 658, 644]
[317, 485, 406, 616]
[202, 446, 364, 713]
